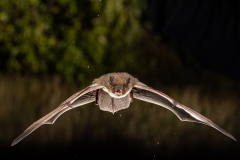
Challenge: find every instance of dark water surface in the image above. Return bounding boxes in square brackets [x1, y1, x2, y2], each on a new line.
[1, 74, 239, 160]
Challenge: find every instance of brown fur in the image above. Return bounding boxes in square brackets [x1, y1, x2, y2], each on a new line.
[93, 72, 139, 96]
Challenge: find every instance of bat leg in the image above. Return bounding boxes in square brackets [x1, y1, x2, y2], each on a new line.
[111, 97, 115, 114]
[130, 91, 133, 102]
[95, 89, 99, 105]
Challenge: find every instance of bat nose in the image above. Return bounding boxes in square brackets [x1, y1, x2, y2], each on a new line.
[115, 87, 122, 95]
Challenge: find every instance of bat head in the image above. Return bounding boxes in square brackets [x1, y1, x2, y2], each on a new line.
[93, 72, 139, 98]
[108, 75, 130, 97]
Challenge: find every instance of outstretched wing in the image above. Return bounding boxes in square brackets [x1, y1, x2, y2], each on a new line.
[133, 82, 236, 141]
[11, 83, 104, 146]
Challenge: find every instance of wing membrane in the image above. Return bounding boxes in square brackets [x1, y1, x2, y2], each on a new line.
[11, 83, 103, 146]
[133, 82, 236, 141]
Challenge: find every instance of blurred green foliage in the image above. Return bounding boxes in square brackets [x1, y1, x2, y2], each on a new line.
[0, 0, 144, 82]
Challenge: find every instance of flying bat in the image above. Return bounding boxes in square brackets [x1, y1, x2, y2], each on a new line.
[11, 72, 236, 146]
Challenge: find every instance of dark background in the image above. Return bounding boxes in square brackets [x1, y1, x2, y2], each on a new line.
[0, 0, 239, 159]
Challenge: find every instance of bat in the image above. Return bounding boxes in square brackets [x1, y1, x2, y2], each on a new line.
[11, 72, 236, 146]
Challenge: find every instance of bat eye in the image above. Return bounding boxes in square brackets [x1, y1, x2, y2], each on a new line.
[125, 78, 130, 88]
[110, 76, 114, 86]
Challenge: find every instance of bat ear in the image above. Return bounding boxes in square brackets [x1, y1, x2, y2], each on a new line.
[125, 78, 130, 88]
[110, 76, 114, 86]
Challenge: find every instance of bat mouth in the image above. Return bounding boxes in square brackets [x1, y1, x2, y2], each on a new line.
[115, 89, 122, 96]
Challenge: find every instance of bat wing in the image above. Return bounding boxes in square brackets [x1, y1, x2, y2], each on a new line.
[133, 82, 236, 141]
[11, 83, 104, 146]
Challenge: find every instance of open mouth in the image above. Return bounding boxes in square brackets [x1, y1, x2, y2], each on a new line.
[115, 89, 122, 96]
